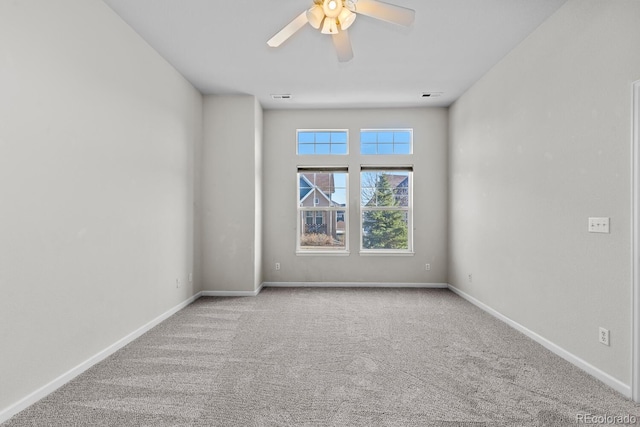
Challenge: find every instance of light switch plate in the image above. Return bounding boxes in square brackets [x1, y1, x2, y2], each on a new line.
[588, 217, 610, 233]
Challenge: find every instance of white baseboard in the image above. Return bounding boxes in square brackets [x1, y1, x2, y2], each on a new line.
[0, 292, 203, 424]
[263, 282, 449, 288]
[447, 284, 632, 398]
[201, 283, 263, 297]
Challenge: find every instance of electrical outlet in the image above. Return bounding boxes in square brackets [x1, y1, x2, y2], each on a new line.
[599, 327, 610, 346]
[588, 217, 610, 233]
[176, 279, 181, 289]
[275, 262, 281, 271]
[468, 274, 473, 283]
[425, 263, 431, 271]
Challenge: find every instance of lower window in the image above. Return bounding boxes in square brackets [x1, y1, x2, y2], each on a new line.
[360, 168, 412, 253]
[297, 168, 348, 253]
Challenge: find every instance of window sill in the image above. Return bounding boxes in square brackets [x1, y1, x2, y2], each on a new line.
[296, 250, 350, 256]
[359, 251, 415, 256]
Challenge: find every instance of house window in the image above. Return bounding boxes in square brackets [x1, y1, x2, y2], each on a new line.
[361, 129, 412, 155]
[360, 167, 413, 253]
[305, 210, 323, 226]
[298, 130, 348, 155]
[297, 168, 348, 253]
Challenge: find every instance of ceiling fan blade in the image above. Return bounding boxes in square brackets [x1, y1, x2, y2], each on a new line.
[354, 0, 415, 27]
[267, 11, 309, 47]
[332, 30, 354, 62]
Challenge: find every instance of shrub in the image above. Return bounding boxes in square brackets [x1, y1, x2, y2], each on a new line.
[300, 233, 335, 246]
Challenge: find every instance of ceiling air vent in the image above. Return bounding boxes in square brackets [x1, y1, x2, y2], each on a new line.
[421, 92, 443, 98]
[271, 94, 292, 100]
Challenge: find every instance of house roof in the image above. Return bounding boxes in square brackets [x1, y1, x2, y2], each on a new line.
[304, 173, 334, 195]
[301, 173, 335, 196]
[384, 174, 408, 189]
[300, 173, 335, 206]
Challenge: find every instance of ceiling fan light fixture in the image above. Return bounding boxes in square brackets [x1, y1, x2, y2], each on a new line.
[267, 0, 415, 60]
[323, 0, 343, 18]
[321, 18, 339, 34]
[338, 8, 356, 30]
[307, 5, 325, 29]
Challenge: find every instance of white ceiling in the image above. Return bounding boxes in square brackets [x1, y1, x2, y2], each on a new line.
[101, 0, 567, 110]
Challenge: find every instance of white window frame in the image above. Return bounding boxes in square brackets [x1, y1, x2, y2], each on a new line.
[297, 167, 350, 255]
[360, 128, 413, 155]
[359, 166, 414, 255]
[297, 129, 349, 155]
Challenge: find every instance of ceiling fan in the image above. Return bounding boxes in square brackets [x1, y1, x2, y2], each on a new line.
[267, 0, 415, 62]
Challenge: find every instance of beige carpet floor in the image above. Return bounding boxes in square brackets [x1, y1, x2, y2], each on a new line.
[4, 287, 639, 426]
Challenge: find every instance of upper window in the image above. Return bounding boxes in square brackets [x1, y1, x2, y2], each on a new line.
[298, 130, 348, 155]
[360, 167, 413, 253]
[361, 129, 412, 155]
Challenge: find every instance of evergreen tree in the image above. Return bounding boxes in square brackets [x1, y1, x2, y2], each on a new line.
[362, 174, 408, 249]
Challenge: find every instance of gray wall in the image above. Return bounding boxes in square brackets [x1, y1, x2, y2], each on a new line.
[263, 108, 448, 284]
[449, 0, 640, 386]
[0, 0, 202, 413]
[201, 95, 264, 292]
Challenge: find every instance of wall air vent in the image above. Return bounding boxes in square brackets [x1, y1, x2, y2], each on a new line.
[271, 94, 292, 100]
[421, 92, 443, 98]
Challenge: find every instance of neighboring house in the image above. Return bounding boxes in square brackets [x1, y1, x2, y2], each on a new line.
[299, 173, 345, 241]
[364, 174, 409, 207]
[382, 174, 409, 207]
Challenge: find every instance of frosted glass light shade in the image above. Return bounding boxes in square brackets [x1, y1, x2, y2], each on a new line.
[338, 8, 356, 30]
[306, 5, 325, 29]
[321, 18, 339, 34]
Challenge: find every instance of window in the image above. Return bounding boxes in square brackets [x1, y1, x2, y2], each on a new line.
[360, 167, 413, 253]
[297, 168, 348, 253]
[298, 130, 348, 155]
[296, 127, 414, 256]
[305, 211, 323, 225]
[361, 129, 412, 155]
